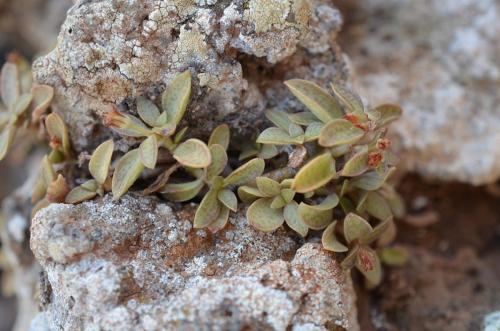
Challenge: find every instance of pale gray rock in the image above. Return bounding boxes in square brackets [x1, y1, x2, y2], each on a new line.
[342, 0, 500, 184]
[30, 194, 359, 331]
[32, 0, 347, 151]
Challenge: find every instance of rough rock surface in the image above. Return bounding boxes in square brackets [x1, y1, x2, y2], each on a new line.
[32, 0, 347, 151]
[29, 194, 359, 331]
[341, 0, 500, 184]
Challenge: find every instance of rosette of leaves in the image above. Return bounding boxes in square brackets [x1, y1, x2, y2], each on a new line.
[192, 155, 266, 232]
[104, 71, 212, 199]
[65, 139, 114, 203]
[238, 177, 308, 236]
[321, 213, 391, 287]
[0, 57, 54, 161]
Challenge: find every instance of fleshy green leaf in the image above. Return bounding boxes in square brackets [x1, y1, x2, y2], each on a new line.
[379, 247, 409, 266]
[365, 191, 393, 221]
[173, 138, 211, 168]
[351, 167, 396, 191]
[160, 178, 204, 202]
[378, 218, 397, 247]
[174, 126, 188, 144]
[31, 156, 56, 203]
[139, 135, 158, 169]
[360, 218, 390, 245]
[288, 123, 304, 138]
[89, 139, 114, 185]
[380, 186, 406, 218]
[356, 246, 382, 288]
[284, 201, 308, 237]
[45, 113, 70, 155]
[343, 213, 372, 243]
[318, 119, 365, 147]
[217, 188, 238, 212]
[162, 70, 191, 126]
[194, 189, 221, 228]
[258, 144, 279, 159]
[0, 125, 16, 161]
[12, 93, 32, 116]
[341, 148, 368, 177]
[270, 195, 287, 209]
[0, 62, 19, 109]
[330, 82, 365, 119]
[31, 85, 54, 122]
[304, 122, 324, 142]
[265, 109, 293, 131]
[207, 206, 230, 233]
[288, 112, 318, 125]
[137, 96, 161, 127]
[341, 245, 360, 270]
[237, 185, 265, 203]
[370, 104, 402, 127]
[285, 79, 342, 122]
[256, 176, 281, 197]
[111, 149, 145, 200]
[322, 221, 348, 252]
[65, 181, 98, 204]
[280, 188, 295, 204]
[224, 158, 265, 186]
[257, 127, 304, 145]
[247, 198, 284, 232]
[206, 144, 228, 180]
[208, 124, 230, 150]
[298, 202, 333, 230]
[292, 153, 336, 193]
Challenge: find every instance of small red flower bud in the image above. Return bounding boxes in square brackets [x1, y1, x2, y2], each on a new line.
[367, 151, 383, 168]
[359, 248, 375, 271]
[377, 138, 391, 150]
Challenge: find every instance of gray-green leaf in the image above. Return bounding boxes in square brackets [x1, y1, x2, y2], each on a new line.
[284, 201, 308, 237]
[224, 158, 265, 186]
[112, 149, 145, 200]
[139, 135, 158, 169]
[173, 138, 211, 168]
[162, 70, 191, 126]
[322, 221, 348, 252]
[89, 139, 114, 185]
[318, 119, 365, 147]
[257, 127, 304, 145]
[194, 188, 221, 228]
[247, 198, 284, 232]
[217, 188, 238, 212]
[285, 79, 342, 123]
[292, 153, 336, 193]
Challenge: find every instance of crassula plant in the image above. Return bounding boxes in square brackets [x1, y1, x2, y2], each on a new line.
[0, 60, 407, 287]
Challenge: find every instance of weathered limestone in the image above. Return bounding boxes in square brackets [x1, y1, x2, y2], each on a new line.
[30, 195, 359, 330]
[33, 0, 346, 152]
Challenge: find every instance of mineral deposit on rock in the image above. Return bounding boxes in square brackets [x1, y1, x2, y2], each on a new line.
[30, 195, 359, 331]
[33, 0, 346, 152]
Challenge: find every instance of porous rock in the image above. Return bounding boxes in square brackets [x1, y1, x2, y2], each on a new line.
[29, 194, 359, 330]
[33, 0, 346, 152]
[342, 0, 500, 184]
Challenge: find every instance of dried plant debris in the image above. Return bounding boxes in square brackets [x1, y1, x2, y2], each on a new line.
[1, 66, 406, 287]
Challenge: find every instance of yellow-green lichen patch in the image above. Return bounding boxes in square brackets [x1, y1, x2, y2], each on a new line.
[175, 26, 208, 64]
[243, 0, 291, 33]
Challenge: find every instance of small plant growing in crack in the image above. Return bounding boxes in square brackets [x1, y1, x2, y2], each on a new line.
[1, 65, 408, 287]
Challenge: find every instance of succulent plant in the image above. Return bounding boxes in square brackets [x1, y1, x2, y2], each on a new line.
[65, 139, 114, 203]
[22, 64, 404, 288]
[103, 71, 213, 199]
[0, 56, 54, 161]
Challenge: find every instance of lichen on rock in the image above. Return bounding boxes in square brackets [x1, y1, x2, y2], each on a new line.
[32, 0, 345, 152]
[30, 194, 359, 330]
